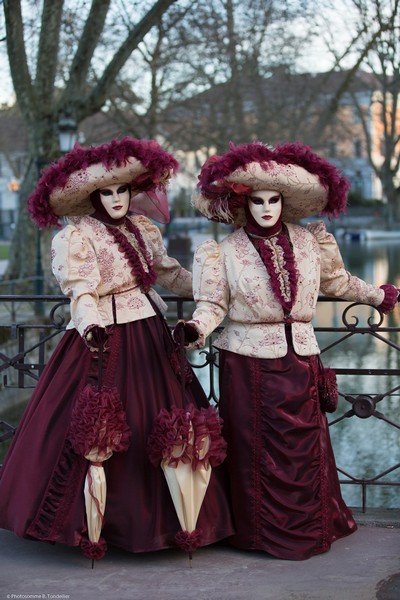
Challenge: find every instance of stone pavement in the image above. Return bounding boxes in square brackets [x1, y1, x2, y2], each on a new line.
[0, 520, 399, 600]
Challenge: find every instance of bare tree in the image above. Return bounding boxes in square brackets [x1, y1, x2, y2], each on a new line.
[310, 0, 400, 222]
[351, 0, 400, 223]
[92, 0, 321, 186]
[2, 0, 178, 282]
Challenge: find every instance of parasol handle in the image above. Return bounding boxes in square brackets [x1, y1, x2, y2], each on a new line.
[178, 323, 186, 402]
[97, 342, 104, 389]
[96, 326, 121, 391]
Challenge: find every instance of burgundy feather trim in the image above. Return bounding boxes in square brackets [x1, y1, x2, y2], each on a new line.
[198, 141, 349, 219]
[28, 137, 179, 228]
[147, 404, 227, 469]
[69, 384, 131, 457]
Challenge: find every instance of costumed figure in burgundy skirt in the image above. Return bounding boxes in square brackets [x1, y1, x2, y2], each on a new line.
[174, 141, 399, 560]
[0, 138, 234, 561]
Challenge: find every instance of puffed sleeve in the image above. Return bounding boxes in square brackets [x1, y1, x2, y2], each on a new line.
[306, 220, 385, 306]
[187, 240, 230, 348]
[51, 225, 103, 337]
[135, 216, 192, 295]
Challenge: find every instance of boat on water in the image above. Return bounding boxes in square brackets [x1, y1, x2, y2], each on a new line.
[340, 229, 400, 241]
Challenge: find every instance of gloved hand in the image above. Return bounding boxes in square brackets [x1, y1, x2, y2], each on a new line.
[379, 284, 399, 314]
[84, 325, 109, 351]
[172, 320, 200, 346]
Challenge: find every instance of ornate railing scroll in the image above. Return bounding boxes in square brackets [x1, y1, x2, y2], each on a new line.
[0, 294, 399, 513]
[314, 298, 400, 511]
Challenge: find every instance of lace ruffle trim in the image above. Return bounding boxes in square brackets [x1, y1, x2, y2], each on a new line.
[253, 228, 299, 314]
[106, 219, 157, 291]
[68, 384, 131, 457]
[147, 404, 227, 471]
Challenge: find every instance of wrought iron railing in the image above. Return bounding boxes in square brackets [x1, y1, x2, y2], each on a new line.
[0, 294, 399, 513]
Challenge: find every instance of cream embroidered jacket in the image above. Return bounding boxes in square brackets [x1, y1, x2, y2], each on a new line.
[187, 221, 385, 358]
[51, 214, 192, 337]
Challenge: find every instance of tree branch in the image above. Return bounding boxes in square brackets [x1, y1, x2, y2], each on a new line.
[3, 0, 35, 120]
[34, 0, 64, 108]
[311, 22, 390, 141]
[77, 0, 178, 119]
[62, 0, 111, 102]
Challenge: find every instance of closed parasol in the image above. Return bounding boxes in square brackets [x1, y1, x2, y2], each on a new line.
[69, 328, 131, 564]
[147, 403, 227, 564]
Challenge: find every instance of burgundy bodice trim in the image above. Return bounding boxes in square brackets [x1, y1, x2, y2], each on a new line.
[105, 218, 157, 291]
[251, 227, 299, 315]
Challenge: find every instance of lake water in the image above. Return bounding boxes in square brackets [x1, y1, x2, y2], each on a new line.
[189, 237, 400, 510]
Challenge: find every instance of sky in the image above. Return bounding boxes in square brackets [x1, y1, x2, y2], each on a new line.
[0, 57, 14, 105]
[0, 42, 339, 107]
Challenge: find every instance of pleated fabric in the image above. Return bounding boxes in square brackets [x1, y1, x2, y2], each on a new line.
[0, 312, 234, 554]
[218, 341, 357, 561]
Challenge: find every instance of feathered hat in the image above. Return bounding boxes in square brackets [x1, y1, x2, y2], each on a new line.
[28, 137, 179, 228]
[192, 141, 350, 224]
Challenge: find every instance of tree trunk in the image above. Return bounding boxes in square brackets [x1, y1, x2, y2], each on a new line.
[3, 0, 178, 284]
[7, 158, 37, 281]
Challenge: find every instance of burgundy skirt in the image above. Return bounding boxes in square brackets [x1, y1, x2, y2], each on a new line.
[218, 344, 357, 561]
[0, 313, 234, 554]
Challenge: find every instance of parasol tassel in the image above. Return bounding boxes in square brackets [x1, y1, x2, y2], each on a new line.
[175, 529, 204, 567]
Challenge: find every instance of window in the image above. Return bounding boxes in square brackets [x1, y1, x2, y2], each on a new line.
[354, 139, 362, 158]
[352, 106, 361, 124]
[353, 170, 363, 193]
[328, 141, 337, 158]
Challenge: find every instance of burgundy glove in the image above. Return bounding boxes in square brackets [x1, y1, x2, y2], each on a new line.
[172, 320, 199, 346]
[84, 325, 109, 350]
[379, 284, 399, 314]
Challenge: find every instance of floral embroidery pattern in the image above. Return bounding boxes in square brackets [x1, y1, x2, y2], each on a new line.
[127, 297, 146, 310]
[97, 248, 116, 284]
[51, 215, 192, 338]
[77, 251, 96, 278]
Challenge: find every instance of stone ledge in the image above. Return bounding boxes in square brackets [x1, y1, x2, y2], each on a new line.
[352, 507, 400, 528]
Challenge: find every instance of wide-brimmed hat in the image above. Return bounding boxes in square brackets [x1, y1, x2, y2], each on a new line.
[192, 141, 350, 224]
[28, 137, 179, 228]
